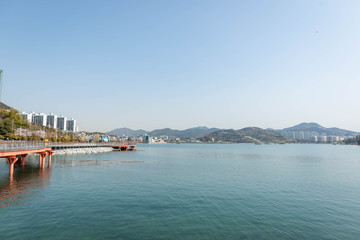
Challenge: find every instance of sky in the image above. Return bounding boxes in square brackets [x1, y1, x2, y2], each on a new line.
[1, 0, 360, 132]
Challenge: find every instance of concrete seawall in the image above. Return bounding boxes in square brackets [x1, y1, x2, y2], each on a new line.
[53, 147, 113, 155]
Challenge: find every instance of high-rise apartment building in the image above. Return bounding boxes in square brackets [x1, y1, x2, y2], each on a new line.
[20, 111, 34, 122]
[66, 118, 76, 132]
[46, 113, 57, 128]
[57, 115, 67, 131]
[32, 113, 47, 126]
[20, 111, 78, 132]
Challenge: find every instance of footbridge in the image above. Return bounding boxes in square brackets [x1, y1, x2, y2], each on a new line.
[0, 141, 52, 179]
[51, 141, 137, 151]
[0, 141, 137, 178]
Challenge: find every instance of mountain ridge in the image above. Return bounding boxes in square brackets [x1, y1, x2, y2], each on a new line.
[200, 127, 293, 143]
[106, 128, 148, 136]
[281, 122, 358, 137]
[106, 126, 221, 138]
[106, 123, 359, 138]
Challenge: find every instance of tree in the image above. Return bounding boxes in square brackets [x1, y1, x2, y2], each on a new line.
[0, 109, 29, 135]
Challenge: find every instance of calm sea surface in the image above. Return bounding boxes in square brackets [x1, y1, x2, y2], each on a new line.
[0, 144, 360, 239]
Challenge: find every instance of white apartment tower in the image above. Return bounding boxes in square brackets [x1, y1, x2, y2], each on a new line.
[46, 113, 57, 128]
[20, 111, 78, 131]
[32, 113, 47, 126]
[20, 111, 34, 122]
[57, 115, 67, 131]
[66, 118, 77, 132]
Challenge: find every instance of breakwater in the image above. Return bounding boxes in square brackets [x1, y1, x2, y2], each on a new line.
[52, 147, 113, 155]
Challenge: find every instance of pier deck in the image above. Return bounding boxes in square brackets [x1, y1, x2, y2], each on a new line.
[0, 141, 136, 178]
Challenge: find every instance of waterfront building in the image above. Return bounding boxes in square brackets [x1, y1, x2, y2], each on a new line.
[20, 111, 33, 122]
[66, 118, 77, 132]
[304, 131, 311, 141]
[290, 132, 296, 139]
[20, 110, 78, 131]
[327, 136, 335, 143]
[57, 115, 67, 131]
[46, 113, 57, 128]
[311, 136, 318, 142]
[295, 131, 304, 140]
[32, 113, 47, 126]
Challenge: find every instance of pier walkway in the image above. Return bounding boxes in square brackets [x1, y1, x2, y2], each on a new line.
[0, 141, 137, 178]
[0, 141, 52, 179]
[51, 141, 137, 151]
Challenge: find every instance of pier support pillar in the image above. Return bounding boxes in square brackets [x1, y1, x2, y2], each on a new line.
[7, 156, 18, 178]
[20, 154, 28, 166]
[39, 154, 42, 167]
[40, 152, 47, 168]
[47, 151, 53, 168]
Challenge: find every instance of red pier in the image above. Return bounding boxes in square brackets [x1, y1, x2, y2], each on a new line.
[1, 141, 136, 179]
[111, 144, 136, 151]
[0, 141, 52, 179]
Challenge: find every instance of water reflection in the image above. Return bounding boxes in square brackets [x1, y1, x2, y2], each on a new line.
[0, 163, 51, 209]
[0, 156, 148, 210]
[52, 157, 146, 168]
[53, 158, 107, 168]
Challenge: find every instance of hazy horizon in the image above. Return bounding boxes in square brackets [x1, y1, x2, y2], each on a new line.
[1, 1, 360, 132]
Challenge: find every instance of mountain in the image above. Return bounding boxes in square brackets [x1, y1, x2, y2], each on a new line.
[148, 128, 181, 137]
[107, 123, 359, 139]
[283, 122, 323, 131]
[281, 122, 358, 137]
[107, 126, 221, 138]
[149, 126, 221, 138]
[106, 128, 148, 136]
[200, 127, 293, 143]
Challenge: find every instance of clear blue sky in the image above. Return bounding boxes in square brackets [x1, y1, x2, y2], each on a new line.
[1, 0, 360, 132]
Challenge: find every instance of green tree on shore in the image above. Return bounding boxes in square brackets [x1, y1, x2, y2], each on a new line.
[0, 107, 79, 142]
[0, 109, 29, 136]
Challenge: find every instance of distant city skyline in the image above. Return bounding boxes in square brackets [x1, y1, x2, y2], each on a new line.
[1, 1, 360, 132]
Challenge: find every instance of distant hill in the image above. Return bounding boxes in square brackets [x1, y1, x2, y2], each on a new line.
[149, 126, 221, 138]
[106, 128, 148, 136]
[106, 123, 359, 139]
[0, 102, 11, 110]
[281, 122, 358, 137]
[283, 122, 323, 131]
[107, 126, 221, 138]
[200, 127, 293, 143]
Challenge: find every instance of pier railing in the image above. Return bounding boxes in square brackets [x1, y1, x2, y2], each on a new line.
[51, 141, 137, 147]
[0, 141, 137, 152]
[0, 141, 47, 152]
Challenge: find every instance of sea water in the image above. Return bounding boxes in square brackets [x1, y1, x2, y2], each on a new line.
[0, 144, 360, 239]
